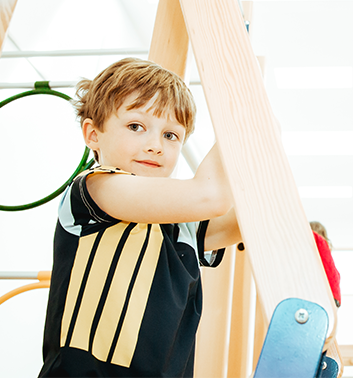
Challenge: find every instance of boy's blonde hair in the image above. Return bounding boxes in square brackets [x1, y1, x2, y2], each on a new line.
[73, 58, 196, 160]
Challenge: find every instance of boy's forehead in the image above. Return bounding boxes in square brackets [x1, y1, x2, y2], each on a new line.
[125, 91, 159, 109]
[122, 92, 178, 122]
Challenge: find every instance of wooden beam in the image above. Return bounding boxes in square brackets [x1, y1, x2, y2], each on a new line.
[179, 0, 337, 349]
[148, 0, 189, 79]
[227, 249, 254, 378]
[194, 248, 236, 378]
[0, 0, 17, 57]
[252, 294, 267, 372]
[339, 344, 353, 366]
[326, 340, 343, 377]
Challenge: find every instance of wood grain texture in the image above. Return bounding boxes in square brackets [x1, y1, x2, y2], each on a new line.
[0, 0, 17, 57]
[194, 248, 236, 378]
[252, 294, 267, 372]
[148, 0, 189, 79]
[339, 344, 353, 366]
[227, 249, 254, 378]
[180, 0, 337, 348]
[326, 340, 344, 377]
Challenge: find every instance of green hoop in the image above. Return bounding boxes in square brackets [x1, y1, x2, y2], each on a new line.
[0, 81, 94, 211]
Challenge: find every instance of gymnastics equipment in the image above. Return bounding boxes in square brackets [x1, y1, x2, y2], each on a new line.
[0, 271, 51, 305]
[0, 81, 94, 211]
[0, 48, 148, 58]
[149, 0, 342, 377]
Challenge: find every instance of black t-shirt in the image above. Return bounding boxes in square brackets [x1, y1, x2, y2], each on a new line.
[39, 167, 224, 377]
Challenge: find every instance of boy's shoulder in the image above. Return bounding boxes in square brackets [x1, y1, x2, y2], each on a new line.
[75, 165, 133, 180]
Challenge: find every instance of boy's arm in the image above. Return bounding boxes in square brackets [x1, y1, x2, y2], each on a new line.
[204, 208, 242, 251]
[86, 144, 232, 224]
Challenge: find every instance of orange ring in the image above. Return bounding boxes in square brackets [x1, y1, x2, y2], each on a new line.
[0, 271, 51, 305]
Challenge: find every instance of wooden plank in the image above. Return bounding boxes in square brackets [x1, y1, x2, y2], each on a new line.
[252, 295, 267, 372]
[0, 0, 17, 57]
[179, 0, 337, 349]
[339, 345, 353, 366]
[148, 0, 189, 79]
[227, 249, 254, 378]
[194, 248, 236, 378]
[326, 340, 344, 377]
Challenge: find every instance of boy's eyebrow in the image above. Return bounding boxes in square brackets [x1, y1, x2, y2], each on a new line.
[125, 107, 182, 125]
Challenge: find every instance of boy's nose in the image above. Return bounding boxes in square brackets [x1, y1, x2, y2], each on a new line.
[145, 136, 163, 155]
[146, 145, 162, 155]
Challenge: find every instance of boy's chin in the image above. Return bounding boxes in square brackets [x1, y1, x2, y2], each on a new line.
[134, 168, 172, 178]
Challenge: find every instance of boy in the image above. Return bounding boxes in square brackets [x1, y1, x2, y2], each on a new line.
[39, 58, 241, 377]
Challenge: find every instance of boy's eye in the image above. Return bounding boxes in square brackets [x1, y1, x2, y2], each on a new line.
[164, 132, 178, 141]
[128, 124, 144, 132]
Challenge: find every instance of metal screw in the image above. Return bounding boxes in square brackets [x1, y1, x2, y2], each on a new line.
[295, 308, 309, 324]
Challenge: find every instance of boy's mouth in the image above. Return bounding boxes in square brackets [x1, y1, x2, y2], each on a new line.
[135, 160, 161, 168]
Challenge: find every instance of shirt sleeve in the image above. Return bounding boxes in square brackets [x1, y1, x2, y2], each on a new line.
[69, 166, 132, 233]
[196, 220, 225, 268]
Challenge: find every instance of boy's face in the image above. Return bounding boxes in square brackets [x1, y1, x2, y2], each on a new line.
[92, 93, 186, 177]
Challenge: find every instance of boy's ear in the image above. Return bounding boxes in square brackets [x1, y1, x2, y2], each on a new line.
[82, 118, 99, 150]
